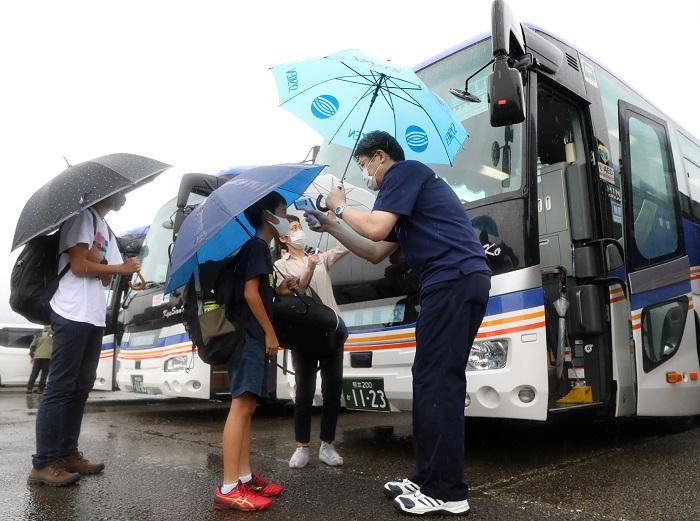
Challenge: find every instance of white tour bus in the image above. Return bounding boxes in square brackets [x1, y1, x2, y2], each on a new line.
[108, 1, 700, 423]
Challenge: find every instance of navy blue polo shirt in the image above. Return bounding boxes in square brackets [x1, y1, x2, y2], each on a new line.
[373, 160, 490, 289]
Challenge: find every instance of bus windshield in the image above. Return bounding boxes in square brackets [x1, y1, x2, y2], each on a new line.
[137, 194, 204, 286]
[137, 199, 177, 286]
[316, 38, 524, 204]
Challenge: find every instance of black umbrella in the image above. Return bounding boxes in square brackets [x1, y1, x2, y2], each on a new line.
[12, 153, 171, 251]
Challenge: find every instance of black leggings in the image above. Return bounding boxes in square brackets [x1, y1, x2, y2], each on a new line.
[292, 329, 346, 444]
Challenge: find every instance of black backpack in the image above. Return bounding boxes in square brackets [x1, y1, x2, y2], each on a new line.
[10, 211, 97, 325]
[181, 255, 244, 365]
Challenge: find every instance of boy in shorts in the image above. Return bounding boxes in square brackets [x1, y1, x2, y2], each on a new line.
[213, 191, 297, 511]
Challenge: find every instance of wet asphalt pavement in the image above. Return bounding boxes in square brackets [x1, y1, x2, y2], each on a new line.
[1, 389, 699, 521]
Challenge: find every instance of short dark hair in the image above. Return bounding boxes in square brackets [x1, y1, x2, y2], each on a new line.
[244, 191, 286, 230]
[354, 130, 405, 162]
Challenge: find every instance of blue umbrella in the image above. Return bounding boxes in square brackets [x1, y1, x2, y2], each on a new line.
[271, 49, 468, 178]
[164, 163, 325, 292]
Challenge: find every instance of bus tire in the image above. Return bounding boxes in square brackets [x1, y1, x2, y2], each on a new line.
[660, 415, 697, 434]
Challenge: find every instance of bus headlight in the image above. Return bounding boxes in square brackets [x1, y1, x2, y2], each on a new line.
[164, 355, 188, 373]
[467, 340, 508, 371]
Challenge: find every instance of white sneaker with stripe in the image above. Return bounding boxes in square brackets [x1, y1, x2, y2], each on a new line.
[383, 478, 420, 499]
[393, 491, 470, 516]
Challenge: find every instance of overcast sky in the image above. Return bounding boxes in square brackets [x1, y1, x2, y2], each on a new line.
[2, 0, 699, 324]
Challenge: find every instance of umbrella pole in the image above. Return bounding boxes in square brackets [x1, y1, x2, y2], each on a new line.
[340, 75, 385, 183]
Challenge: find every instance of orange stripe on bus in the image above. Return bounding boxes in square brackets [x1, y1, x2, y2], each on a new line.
[346, 310, 544, 345]
[610, 296, 626, 304]
[119, 348, 192, 361]
[475, 320, 545, 340]
[345, 333, 415, 345]
[344, 341, 416, 352]
[344, 320, 547, 351]
[118, 343, 191, 358]
[480, 310, 545, 328]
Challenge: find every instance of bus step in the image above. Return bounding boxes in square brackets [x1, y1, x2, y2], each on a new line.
[547, 402, 606, 414]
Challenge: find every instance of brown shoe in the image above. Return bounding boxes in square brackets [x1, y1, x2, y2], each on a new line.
[28, 463, 80, 487]
[56, 452, 105, 475]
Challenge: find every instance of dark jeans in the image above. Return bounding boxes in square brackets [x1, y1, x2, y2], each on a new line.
[293, 322, 347, 444]
[27, 359, 50, 390]
[32, 311, 103, 469]
[409, 272, 490, 502]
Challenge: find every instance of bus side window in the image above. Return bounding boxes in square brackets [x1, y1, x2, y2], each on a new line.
[621, 105, 683, 268]
[685, 159, 700, 219]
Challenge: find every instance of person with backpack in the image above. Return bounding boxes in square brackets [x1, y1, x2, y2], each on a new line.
[26, 326, 53, 394]
[274, 215, 349, 469]
[28, 193, 140, 487]
[213, 191, 293, 512]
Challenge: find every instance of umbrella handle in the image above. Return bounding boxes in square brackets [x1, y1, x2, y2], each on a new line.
[316, 194, 328, 212]
[128, 271, 146, 291]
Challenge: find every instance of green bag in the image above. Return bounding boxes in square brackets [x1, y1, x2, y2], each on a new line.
[199, 302, 238, 347]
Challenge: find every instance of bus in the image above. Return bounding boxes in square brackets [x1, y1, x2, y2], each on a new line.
[109, 0, 700, 423]
[94, 226, 149, 391]
[309, 0, 700, 420]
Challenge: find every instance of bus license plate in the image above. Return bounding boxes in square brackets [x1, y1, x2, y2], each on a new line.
[131, 375, 146, 394]
[342, 378, 390, 412]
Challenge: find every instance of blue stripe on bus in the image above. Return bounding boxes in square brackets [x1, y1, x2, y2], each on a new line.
[101, 342, 114, 351]
[485, 287, 544, 316]
[683, 219, 700, 266]
[630, 279, 691, 310]
[119, 288, 546, 341]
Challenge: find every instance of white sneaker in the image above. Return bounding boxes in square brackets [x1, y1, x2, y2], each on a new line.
[318, 442, 343, 466]
[394, 491, 470, 516]
[383, 478, 420, 499]
[289, 446, 309, 468]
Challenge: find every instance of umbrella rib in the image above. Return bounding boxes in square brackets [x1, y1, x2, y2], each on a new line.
[382, 84, 399, 140]
[383, 77, 424, 107]
[326, 84, 377, 145]
[278, 73, 371, 106]
[337, 60, 422, 90]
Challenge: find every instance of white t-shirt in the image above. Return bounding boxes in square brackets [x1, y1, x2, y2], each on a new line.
[50, 209, 123, 326]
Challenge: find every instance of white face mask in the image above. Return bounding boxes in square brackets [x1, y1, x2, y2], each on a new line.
[288, 230, 306, 249]
[264, 210, 289, 237]
[361, 154, 380, 191]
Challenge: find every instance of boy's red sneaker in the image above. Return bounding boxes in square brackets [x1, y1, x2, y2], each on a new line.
[249, 473, 284, 497]
[213, 483, 272, 511]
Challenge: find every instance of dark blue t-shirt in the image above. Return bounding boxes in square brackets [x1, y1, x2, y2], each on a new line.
[230, 237, 274, 342]
[373, 160, 490, 289]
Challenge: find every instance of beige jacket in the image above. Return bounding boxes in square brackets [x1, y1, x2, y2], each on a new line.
[274, 244, 348, 313]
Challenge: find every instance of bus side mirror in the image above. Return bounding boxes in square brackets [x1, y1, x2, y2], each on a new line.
[488, 56, 525, 127]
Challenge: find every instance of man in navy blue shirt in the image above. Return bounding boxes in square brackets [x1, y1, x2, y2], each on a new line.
[310, 130, 490, 516]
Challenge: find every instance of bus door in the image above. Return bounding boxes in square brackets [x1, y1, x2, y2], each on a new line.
[534, 77, 619, 414]
[619, 102, 700, 416]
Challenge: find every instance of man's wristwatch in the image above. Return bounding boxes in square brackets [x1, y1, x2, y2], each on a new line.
[334, 204, 346, 219]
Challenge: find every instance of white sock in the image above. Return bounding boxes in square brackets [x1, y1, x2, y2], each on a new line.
[221, 481, 238, 494]
[239, 473, 252, 484]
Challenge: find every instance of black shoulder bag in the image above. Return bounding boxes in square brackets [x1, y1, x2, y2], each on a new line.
[272, 269, 341, 359]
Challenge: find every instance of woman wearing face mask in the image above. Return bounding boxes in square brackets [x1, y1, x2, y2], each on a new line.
[274, 215, 349, 469]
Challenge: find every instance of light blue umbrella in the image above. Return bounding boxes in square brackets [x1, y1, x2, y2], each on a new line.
[271, 49, 468, 178]
[164, 163, 325, 292]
